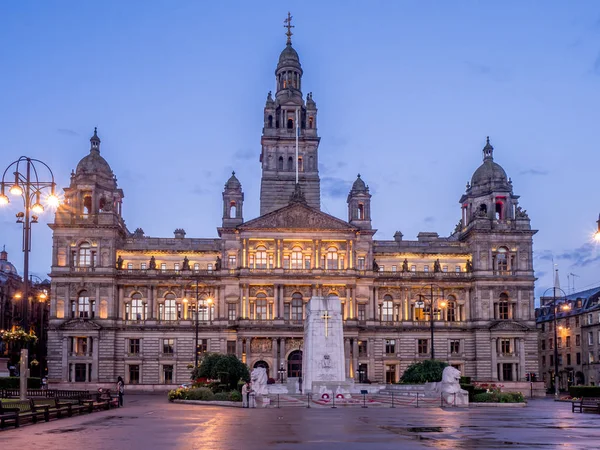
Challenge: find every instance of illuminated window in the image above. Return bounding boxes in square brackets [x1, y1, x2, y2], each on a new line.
[255, 246, 267, 269]
[326, 247, 338, 270]
[291, 247, 303, 269]
[78, 243, 92, 267]
[255, 293, 267, 320]
[291, 293, 303, 320]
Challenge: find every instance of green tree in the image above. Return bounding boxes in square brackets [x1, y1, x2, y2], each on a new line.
[400, 360, 448, 384]
[192, 353, 250, 389]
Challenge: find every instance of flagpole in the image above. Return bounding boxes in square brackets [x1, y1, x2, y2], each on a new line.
[295, 107, 299, 184]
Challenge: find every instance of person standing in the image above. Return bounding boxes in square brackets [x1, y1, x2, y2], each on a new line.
[117, 376, 124, 407]
[241, 381, 250, 408]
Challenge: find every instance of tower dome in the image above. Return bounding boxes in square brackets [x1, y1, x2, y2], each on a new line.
[277, 43, 301, 71]
[75, 128, 114, 178]
[470, 137, 508, 187]
[225, 171, 241, 190]
[351, 174, 367, 192]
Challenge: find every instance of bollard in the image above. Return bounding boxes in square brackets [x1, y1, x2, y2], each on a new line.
[362, 392, 368, 408]
[416, 392, 419, 408]
[277, 394, 280, 409]
[331, 394, 337, 409]
[391, 391, 395, 408]
[307, 393, 311, 408]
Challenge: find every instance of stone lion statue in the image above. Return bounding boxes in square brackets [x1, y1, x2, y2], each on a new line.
[439, 366, 468, 406]
[250, 367, 268, 396]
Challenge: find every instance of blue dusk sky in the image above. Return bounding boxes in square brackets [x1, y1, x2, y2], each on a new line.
[1, 1, 599, 299]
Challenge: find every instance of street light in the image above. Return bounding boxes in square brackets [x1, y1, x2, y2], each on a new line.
[418, 284, 447, 360]
[0, 157, 60, 330]
[356, 367, 366, 383]
[278, 363, 286, 383]
[542, 286, 569, 399]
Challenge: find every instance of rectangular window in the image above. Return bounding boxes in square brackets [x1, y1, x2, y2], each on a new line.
[163, 365, 173, 384]
[358, 340, 367, 357]
[541, 323, 545, 332]
[550, 355, 554, 366]
[228, 303, 236, 320]
[558, 355, 563, 366]
[549, 338, 553, 349]
[391, 265, 397, 273]
[197, 339, 208, 355]
[174, 263, 180, 272]
[141, 262, 147, 270]
[379, 265, 384, 272]
[575, 316, 580, 327]
[161, 263, 167, 272]
[450, 340, 460, 355]
[357, 257, 365, 270]
[423, 265, 429, 273]
[75, 363, 87, 382]
[304, 256, 310, 269]
[566, 336, 571, 348]
[207, 263, 213, 272]
[358, 304, 366, 321]
[283, 255, 290, 269]
[565, 317, 570, 329]
[385, 339, 396, 355]
[541, 355, 546, 366]
[455, 265, 461, 273]
[129, 364, 140, 384]
[127, 263, 133, 270]
[576, 334, 581, 346]
[589, 314, 593, 325]
[590, 353, 595, 364]
[129, 338, 140, 355]
[557, 337, 562, 349]
[385, 364, 396, 384]
[162, 338, 174, 355]
[340, 256, 345, 270]
[502, 363, 513, 381]
[269, 254, 275, 269]
[598, 330, 600, 344]
[284, 303, 290, 320]
[442, 265, 448, 273]
[227, 341, 236, 355]
[418, 339, 428, 355]
[194, 263, 200, 271]
[228, 255, 236, 268]
[541, 340, 545, 350]
[567, 354, 571, 366]
[501, 339, 511, 354]
[577, 353, 581, 365]
[411, 265, 416, 272]
[589, 332, 594, 346]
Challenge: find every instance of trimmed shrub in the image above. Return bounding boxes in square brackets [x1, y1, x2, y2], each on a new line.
[568, 386, 600, 398]
[461, 384, 487, 402]
[0, 377, 41, 389]
[168, 388, 185, 401]
[473, 392, 525, 403]
[229, 390, 242, 402]
[400, 360, 448, 384]
[213, 392, 230, 401]
[184, 387, 215, 401]
[192, 353, 250, 389]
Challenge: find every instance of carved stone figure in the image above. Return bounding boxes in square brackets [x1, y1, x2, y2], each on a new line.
[436, 366, 469, 406]
[433, 259, 441, 273]
[402, 259, 409, 272]
[215, 256, 222, 271]
[182, 256, 190, 271]
[149, 256, 157, 270]
[453, 219, 463, 234]
[116, 255, 123, 270]
[466, 259, 473, 273]
[515, 205, 529, 219]
[372, 259, 379, 272]
[250, 367, 268, 396]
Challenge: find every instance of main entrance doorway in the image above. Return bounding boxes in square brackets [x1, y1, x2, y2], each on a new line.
[287, 350, 302, 378]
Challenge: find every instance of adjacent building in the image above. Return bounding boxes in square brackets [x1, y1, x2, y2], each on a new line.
[47, 28, 539, 388]
[537, 286, 600, 390]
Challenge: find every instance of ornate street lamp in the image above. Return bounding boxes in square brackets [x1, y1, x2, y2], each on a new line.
[418, 284, 447, 360]
[0, 157, 60, 330]
[542, 286, 569, 398]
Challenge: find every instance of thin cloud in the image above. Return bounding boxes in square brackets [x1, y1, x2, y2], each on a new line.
[233, 149, 255, 160]
[519, 168, 549, 176]
[464, 61, 492, 75]
[57, 128, 79, 136]
[322, 176, 351, 199]
[424, 216, 435, 223]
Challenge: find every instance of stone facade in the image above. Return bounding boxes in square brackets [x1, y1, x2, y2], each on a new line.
[536, 286, 600, 390]
[47, 32, 539, 389]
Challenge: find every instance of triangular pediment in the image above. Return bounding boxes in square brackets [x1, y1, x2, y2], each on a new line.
[489, 321, 529, 332]
[239, 202, 356, 231]
[59, 319, 102, 331]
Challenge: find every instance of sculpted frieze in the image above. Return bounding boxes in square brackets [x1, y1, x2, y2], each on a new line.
[250, 285, 274, 297]
[250, 338, 273, 354]
[239, 203, 354, 231]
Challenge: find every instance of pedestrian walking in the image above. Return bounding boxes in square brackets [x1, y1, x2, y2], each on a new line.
[117, 376, 125, 407]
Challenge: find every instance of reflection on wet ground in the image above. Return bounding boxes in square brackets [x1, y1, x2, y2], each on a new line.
[4, 395, 599, 449]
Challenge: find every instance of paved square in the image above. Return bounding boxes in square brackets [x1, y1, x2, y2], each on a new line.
[2, 396, 598, 449]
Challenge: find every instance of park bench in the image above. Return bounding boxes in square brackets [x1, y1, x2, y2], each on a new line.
[0, 404, 20, 429]
[572, 397, 600, 413]
[1, 399, 50, 424]
[33, 398, 86, 418]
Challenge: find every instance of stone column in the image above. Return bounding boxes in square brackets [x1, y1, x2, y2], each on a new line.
[518, 338, 526, 381]
[280, 338, 286, 367]
[62, 337, 68, 381]
[273, 285, 278, 319]
[491, 338, 498, 380]
[272, 338, 278, 377]
[92, 335, 99, 381]
[118, 286, 124, 320]
[242, 239, 247, 268]
[244, 285, 250, 319]
[511, 363, 517, 382]
[372, 287, 378, 320]
[344, 338, 351, 379]
[315, 240, 321, 268]
[236, 337, 243, 360]
[352, 339, 359, 379]
[239, 285, 244, 318]
[65, 283, 70, 318]
[148, 285, 155, 319]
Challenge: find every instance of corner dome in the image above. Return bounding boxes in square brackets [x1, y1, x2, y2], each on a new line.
[225, 171, 241, 190]
[75, 129, 114, 178]
[351, 174, 367, 192]
[470, 137, 508, 186]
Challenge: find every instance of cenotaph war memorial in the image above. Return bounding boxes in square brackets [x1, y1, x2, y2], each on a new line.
[302, 296, 350, 397]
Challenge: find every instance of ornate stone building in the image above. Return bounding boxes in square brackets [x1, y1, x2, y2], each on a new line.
[47, 30, 539, 388]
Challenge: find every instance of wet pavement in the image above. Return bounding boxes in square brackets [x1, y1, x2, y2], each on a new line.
[2, 395, 599, 449]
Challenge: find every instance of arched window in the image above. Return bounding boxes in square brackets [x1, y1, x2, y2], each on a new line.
[78, 242, 92, 267]
[255, 293, 267, 320]
[83, 194, 92, 218]
[308, 156, 314, 171]
[229, 201, 237, 219]
[446, 295, 457, 322]
[357, 204, 365, 220]
[164, 293, 176, 321]
[497, 293, 510, 320]
[77, 291, 90, 318]
[198, 297, 210, 321]
[255, 246, 267, 269]
[291, 292, 303, 320]
[382, 295, 394, 322]
[309, 116, 314, 129]
[479, 204, 487, 215]
[291, 247, 303, 269]
[287, 156, 294, 171]
[287, 118, 294, 129]
[298, 157, 303, 172]
[496, 246, 509, 273]
[495, 201, 503, 220]
[278, 156, 284, 171]
[326, 247, 338, 270]
[268, 115, 273, 128]
[131, 293, 144, 321]
[287, 350, 302, 377]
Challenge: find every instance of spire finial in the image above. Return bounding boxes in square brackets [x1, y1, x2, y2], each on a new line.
[284, 12, 294, 45]
[94, 126, 98, 136]
[232, 171, 235, 176]
[357, 173, 361, 178]
[483, 136, 494, 161]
